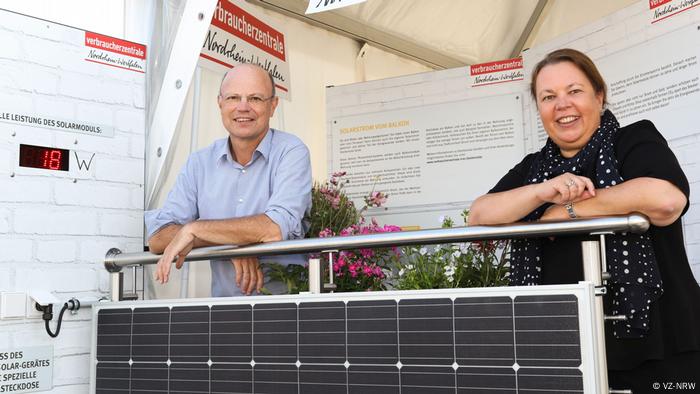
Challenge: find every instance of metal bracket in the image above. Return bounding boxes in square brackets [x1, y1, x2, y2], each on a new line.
[604, 315, 627, 322]
[122, 266, 140, 301]
[595, 286, 607, 296]
[322, 250, 338, 292]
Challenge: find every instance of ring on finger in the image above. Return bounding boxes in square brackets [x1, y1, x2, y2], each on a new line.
[565, 179, 576, 187]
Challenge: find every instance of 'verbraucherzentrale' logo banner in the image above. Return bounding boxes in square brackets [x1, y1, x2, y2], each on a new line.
[199, 0, 292, 99]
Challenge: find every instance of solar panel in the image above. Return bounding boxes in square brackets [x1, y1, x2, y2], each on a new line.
[91, 284, 600, 393]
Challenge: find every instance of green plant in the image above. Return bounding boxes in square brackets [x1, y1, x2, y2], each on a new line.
[265, 172, 397, 293]
[307, 171, 359, 238]
[392, 210, 509, 290]
[263, 262, 309, 294]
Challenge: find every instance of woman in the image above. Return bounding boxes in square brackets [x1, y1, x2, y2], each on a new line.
[469, 48, 700, 391]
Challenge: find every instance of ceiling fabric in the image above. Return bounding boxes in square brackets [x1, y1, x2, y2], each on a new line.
[333, 0, 541, 65]
[248, 0, 639, 68]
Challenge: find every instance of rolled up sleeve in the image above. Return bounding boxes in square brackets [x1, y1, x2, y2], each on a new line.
[144, 156, 199, 240]
[265, 143, 312, 240]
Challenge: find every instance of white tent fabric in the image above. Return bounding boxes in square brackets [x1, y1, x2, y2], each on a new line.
[249, 0, 637, 68]
[334, 0, 543, 65]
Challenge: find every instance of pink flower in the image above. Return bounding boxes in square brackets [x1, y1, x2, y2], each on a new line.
[372, 266, 384, 277]
[365, 191, 388, 208]
[332, 171, 347, 178]
[318, 228, 334, 238]
[340, 225, 357, 236]
[360, 248, 374, 259]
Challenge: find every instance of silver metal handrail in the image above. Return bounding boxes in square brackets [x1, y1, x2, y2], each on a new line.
[105, 213, 649, 272]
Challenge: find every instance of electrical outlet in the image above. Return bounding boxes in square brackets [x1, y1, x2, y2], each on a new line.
[0, 292, 26, 319]
[25, 294, 43, 319]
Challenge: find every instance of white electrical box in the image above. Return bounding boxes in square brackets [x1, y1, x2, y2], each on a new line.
[0, 292, 27, 319]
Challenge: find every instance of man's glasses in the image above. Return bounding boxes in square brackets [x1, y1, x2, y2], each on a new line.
[221, 94, 274, 106]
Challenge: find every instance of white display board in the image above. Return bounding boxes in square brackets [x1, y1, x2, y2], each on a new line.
[601, 24, 699, 139]
[330, 94, 524, 212]
[527, 23, 700, 145]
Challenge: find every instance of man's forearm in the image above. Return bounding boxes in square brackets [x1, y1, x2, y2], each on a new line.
[149, 214, 281, 255]
[148, 223, 215, 253]
[186, 214, 282, 245]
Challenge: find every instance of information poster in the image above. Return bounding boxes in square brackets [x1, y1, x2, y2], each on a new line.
[601, 24, 699, 140]
[330, 94, 524, 211]
[0, 347, 53, 394]
[529, 23, 700, 145]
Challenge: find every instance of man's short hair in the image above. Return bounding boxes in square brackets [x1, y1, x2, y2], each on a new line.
[218, 63, 276, 98]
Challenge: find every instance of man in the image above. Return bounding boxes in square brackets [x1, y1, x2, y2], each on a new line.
[145, 63, 311, 297]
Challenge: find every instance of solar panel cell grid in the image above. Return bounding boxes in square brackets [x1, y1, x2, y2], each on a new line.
[94, 290, 588, 393]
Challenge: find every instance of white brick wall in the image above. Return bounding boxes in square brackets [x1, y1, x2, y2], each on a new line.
[0, 9, 145, 394]
[0, 178, 52, 203]
[95, 157, 145, 184]
[54, 182, 135, 209]
[0, 238, 33, 262]
[35, 239, 78, 263]
[99, 212, 144, 236]
[0, 268, 15, 291]
[54, 132, 131, 157]
[14, 207, 100, 236]
[0, 208, 11, 233]
[114, 108, 145, 134]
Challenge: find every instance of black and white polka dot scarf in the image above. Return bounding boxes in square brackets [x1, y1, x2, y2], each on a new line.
[510, 110, 663, 338]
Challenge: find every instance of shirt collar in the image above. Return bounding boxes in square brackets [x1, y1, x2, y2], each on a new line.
[255, 128, 273, 161]
[215, 128, 274, 166]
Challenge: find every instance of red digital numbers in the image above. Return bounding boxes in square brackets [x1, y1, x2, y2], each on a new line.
[42, 149, 63, 170]
[19, 144, 69, 171]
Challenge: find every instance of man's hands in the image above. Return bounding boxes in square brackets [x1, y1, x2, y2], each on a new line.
[154, 224, 196, 284]
[152, 222, 266, 295]
[232, 257, 264, 295]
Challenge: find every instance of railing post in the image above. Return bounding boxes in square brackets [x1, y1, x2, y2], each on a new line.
[110, 272, 123, 302]
[581, 239, 609, 394]
[323, 250, 337, 292]
[308, 257, 321, 294]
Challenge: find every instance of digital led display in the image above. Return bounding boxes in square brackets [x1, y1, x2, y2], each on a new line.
[19, 144, 70, 171]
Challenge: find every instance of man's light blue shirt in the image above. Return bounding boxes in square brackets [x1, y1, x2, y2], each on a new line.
[145, 129, 311, 297]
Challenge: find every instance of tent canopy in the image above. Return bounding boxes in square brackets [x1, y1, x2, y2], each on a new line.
[248, 0, 637, 68]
